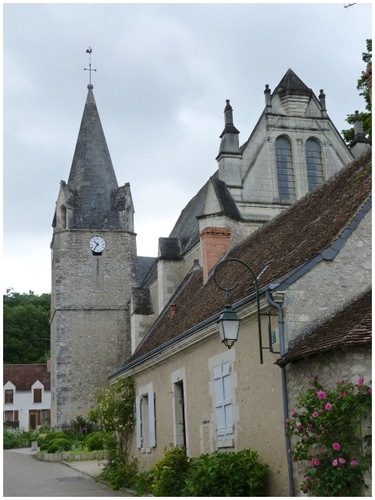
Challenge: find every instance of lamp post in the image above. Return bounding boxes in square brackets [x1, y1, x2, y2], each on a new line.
[213, 257, 264, 363]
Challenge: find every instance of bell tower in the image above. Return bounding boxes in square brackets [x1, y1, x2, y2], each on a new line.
[50, 82, 137, 427]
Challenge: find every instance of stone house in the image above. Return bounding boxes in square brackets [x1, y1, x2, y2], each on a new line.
[110, 148, 371, 496]
[3, 359, 51, 430]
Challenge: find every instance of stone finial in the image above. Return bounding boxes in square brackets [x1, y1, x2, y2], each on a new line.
[352, 111, 369, 141]
[319, 89, 327, 112]
[350, 110, 370, 158]
[224, 99, 234, 125]
[264, 84, 271, 107]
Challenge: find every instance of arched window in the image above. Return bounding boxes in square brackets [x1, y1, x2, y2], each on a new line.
[275, 136, 295, 201]
[305, 139, 324, 191]
[60, 205, 67, 229]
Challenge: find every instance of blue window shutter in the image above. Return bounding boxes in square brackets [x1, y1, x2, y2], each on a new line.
[135, 395, 141, 448]
[148, 390, 156, 447]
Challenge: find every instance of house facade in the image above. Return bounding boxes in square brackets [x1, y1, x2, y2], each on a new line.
[111, 148, 371, 496]
[3, 360, 51, 430]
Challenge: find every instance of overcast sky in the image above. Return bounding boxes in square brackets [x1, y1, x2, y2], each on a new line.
[3, 2, 372, 295]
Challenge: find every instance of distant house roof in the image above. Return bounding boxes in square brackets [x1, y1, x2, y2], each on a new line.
[3, 364, 51, 391]
[275, 289, 372, 367]
[114, 148, 371, 375]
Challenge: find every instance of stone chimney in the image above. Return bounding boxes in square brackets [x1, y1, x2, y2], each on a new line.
[200, 227, 231, 283]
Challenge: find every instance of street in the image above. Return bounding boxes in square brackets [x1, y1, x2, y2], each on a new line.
[3, 449, 131, 497]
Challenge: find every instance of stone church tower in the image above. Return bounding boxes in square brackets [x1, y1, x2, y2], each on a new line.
[50, 83, 138, 427]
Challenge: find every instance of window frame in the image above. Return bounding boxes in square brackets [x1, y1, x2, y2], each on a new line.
[212, 361, 234, 446]
[305, 138, 324, 192]
[136, 390, 156, 450]
[275, 136, 295, 201]
[33, 388, 42, 404]
[5, 389, 14, 405]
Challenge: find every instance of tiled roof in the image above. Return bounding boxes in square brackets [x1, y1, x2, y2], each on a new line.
[3, 364, 51, 391]
[275, 289, 372, 367]
[118, 149, 371, 372]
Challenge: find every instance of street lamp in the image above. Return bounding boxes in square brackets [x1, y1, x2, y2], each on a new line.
[213, 257, 264, 363]
[217, 304, 240, 349]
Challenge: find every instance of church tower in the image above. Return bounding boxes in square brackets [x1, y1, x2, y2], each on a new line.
[50, 83, 137, 427]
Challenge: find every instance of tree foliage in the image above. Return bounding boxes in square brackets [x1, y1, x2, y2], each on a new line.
[342, 39, 372, 145]
[3, 289, 51, 364]
[88, 377, 136, 462]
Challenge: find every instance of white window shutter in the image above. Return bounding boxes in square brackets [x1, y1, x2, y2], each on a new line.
[212, 363, 234, 440]
[148, 390, 156, 447]
[135, 395, 141, 448]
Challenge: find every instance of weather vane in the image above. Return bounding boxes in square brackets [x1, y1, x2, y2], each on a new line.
[84, 47, 97, 85]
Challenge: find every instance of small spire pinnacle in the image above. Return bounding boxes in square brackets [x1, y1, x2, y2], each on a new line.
[84, 47, 97, 86]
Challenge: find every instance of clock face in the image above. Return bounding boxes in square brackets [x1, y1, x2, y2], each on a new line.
[89, 236, 106, 253]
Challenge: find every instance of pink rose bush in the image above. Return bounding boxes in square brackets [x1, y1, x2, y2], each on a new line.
[285, 376, 371, 496]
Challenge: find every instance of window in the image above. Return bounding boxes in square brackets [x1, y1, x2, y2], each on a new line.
[33, 388, 42, 403]
[4, 411, 13, 422]
[305, 138, 324, 191]
[39, 409, 50, 425]
[60, 205, 67, 228]
[275, 136, 295, 201]
[136, 391, 156, 450]
[212, 362, 234, 445]
[5, 390, 14, 404]
[173, 381, 186, 447]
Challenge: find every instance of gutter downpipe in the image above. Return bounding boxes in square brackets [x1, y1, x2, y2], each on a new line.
[266, 290, 295, 497]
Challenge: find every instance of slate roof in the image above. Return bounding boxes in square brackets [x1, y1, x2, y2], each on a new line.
[275, 289, 372, 367]
[115, 148, 371, 374]
[273, 68, 312, 95]
[140, 172, 240, 287]
[65, 86, 122, 229]
[3, 364, 51, 391]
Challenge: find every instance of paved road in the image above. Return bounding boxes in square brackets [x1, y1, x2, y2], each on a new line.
[3, 449, 130, 497]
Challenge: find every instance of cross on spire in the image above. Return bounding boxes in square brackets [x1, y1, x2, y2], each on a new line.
[84, 47, 97, 86]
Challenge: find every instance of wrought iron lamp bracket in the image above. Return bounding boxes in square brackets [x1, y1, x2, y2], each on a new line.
[213, 257, 266, 363]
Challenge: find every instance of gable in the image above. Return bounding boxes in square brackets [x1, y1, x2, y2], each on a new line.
[276, 289, 372, 367]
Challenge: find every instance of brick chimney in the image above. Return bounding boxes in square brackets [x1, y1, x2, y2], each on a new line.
[200, 226, 231, 283]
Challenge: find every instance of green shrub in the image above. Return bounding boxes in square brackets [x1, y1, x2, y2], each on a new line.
[47, 444, 60, 454]
[42, 431, 69, 444]
[133, 469, 154, 496]
[49, 438, 72, 451]
[3, 428, 42, 449]
[151, 445, 189, 497]
[85, 431, 109, 451]
[100, 457, 139, 490]
[181, 449, 268, 497]
[39, 443, 49, 451]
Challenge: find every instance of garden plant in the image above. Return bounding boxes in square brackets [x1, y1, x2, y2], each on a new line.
[285, 375, 372, 496]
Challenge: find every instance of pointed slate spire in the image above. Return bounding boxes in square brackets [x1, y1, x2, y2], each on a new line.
[67, 84, 121, 229]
